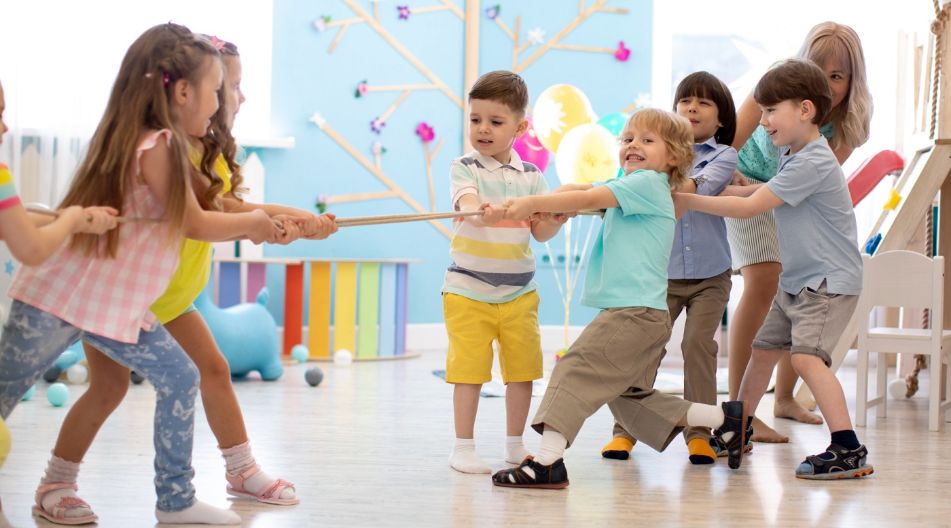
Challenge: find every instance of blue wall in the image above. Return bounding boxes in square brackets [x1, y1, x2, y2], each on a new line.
[260, 0, 652, 325]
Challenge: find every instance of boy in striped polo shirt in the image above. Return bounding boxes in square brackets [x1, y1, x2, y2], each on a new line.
[443, 71, 567, 474]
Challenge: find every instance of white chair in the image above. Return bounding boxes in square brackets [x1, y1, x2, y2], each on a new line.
[856, 250, 951, 431]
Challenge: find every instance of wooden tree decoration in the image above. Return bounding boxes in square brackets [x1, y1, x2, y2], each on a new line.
[311, 0, 630, 239]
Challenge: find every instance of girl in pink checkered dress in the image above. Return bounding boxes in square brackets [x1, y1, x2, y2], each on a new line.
[0, 23, 283, 526]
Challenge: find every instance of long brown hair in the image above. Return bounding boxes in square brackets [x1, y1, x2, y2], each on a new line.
[196, 35, 245, 210]
[59, 23, 219, 256]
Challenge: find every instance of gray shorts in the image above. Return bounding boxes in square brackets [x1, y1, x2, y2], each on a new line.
[752, 280, 858, 366]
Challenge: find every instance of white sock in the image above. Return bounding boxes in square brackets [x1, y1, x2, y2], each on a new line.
[505, 435, 532, 464]
[221, 442, 296, 501]
[533, 428, 567, 466]
[155, 500, 241, 525]
[686, 403, 725, 429]
[449, 438, 491, 474]
[38, 455, 94, 520]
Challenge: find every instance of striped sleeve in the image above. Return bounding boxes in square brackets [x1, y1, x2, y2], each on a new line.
[449, 159, 479, 209]
[0, 164, 22, 210]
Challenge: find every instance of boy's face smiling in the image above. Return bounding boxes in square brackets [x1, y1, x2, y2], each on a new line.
[758, 99, 819, 154]
[617, 123, 675, 175]
[468, 98, 527, 164]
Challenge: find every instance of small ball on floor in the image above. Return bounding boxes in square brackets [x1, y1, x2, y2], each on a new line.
[305, 367, 324, 387]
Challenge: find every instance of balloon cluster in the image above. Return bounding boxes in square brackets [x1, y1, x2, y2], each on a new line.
[514, 84, 632, 186]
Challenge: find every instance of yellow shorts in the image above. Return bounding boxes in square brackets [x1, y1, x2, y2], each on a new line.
[443, 291, 542, 384]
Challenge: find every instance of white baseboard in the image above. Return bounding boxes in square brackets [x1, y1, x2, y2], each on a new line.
[277, 323, 586, 354]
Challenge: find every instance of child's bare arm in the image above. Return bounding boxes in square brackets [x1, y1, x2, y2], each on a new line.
[221, 197, 337, 240]
[139, 141, 281, 244]
[675, 185, 783, 219]
[504, 186, 618, 221]
[0, 204, 117, 265]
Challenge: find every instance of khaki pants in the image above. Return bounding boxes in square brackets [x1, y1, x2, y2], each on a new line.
[532, 307, 693, 452]
[612, 270, 732, 443]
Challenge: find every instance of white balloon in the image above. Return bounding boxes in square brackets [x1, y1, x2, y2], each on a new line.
[333, 349, 353, 366]
[66, 364, 88, 384]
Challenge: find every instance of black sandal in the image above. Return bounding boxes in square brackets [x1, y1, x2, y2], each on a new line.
[711, 416, 753, 458]
[712, 401, 746, 469]
[491, 457, 569, 489]
[795, 444, 874, 480]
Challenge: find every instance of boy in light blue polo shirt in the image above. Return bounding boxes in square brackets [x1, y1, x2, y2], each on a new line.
[676, 59, 873, 480]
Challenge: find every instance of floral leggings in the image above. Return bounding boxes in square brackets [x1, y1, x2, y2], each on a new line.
[0, 300, 200, 512]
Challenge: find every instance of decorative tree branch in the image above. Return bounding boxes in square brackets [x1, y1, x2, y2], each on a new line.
[489, 0, 629, 73]
[310, 113, 453, 238]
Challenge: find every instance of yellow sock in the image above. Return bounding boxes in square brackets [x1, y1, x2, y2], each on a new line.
[0, 416, 9, 469]
[601, 436, 634, 460]
[687, 438, 716, 465]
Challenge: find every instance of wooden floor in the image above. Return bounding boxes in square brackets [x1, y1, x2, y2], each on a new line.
[1, 351, 950, 527]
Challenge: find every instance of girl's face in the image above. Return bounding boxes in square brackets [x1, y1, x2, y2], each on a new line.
[0, 82, 8, 145]
[675, 95, 720, 143]
[617, 123, 675, 174]
[220, 55, 245, 130]
[174, 56, 223, 138]
[822, 57, 851, 109]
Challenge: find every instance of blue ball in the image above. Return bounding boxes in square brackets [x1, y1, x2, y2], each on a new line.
[21, 385, 36, 401]
[291, 344, 309, 364]
[47, 383, 69, 407]
[53, 350, 77, 371]
[305, 367, 324, 387]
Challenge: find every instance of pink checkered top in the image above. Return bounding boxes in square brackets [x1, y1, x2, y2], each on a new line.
[9, 129, 183, 343]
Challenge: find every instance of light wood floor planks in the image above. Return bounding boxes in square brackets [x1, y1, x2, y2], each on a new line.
[1, 352, 950, 527]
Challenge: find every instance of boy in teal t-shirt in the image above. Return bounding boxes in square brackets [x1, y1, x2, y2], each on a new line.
[490, 108, 746, 489]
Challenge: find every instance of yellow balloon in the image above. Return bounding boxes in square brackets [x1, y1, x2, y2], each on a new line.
[555, 124, 621, 186]
[0, 416, 10, 469]
[532, 84, 597, 154]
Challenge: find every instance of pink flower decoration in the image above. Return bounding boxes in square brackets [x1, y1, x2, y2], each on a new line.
[415, 122, 435, 142]
[397, 5, 411, 20]
[370, 117, 386, 134]
[355, 80, 368, 98]
[614, 41, 631, 62]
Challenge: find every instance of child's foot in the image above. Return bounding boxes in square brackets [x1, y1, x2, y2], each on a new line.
[795, 444, 874, 480]
[32, 483, 97, 526]
[775, 398, 824, 425]
[492, 457, 569, 489]
[505, 440, 532, 465]
[687, 438, 716, 465]
[449, 449, 491, 474]
[155, 500, 241, 525]
[750, 416, 789, 443]
[601, 436, 634, 460]
[711, 417, 754, 458]
[713, 401, 746, 469]
[225, 465, 298, 506]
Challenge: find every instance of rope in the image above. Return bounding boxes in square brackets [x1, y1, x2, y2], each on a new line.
[929, 0, 951, 138]
[906, 207, 935, 397]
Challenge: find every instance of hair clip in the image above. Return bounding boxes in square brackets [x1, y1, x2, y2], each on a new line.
[209, 36, 226, 51]
[162, 72, 171, 87]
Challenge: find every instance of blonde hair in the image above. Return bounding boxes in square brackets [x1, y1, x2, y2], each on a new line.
[627, 108, 694, 191]
[59, 23, 219, 256]
[797, 21, 872, 150]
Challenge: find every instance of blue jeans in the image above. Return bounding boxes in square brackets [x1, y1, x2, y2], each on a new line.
[0, 300, 200, 512]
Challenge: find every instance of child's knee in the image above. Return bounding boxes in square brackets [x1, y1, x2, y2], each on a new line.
[789, 352, 824, 373]
[198, 354, 232, 386]
[86, 378, 129, 409]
